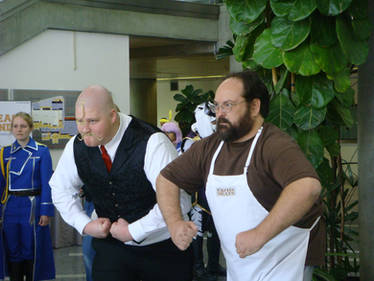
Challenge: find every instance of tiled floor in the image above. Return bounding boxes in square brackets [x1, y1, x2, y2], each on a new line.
[51, 242, 227, 281]
[54, 246, 86, 281]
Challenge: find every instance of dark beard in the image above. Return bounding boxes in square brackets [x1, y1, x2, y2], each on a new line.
[217, 109, 254, 142]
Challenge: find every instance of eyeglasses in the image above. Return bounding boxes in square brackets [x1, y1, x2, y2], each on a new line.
[211, 100, 246, 114]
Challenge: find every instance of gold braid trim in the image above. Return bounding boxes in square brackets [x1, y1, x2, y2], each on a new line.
[191, 191, 211, 215]
[0, 147, 10, 204]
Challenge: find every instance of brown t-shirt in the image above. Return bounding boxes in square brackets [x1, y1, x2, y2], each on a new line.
[161, 122, 325, 265]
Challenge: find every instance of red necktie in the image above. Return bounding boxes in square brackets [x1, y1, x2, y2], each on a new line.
[100, 145, 112, 172]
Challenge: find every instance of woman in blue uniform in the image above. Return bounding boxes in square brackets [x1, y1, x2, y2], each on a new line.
[0, 112, 55, 281]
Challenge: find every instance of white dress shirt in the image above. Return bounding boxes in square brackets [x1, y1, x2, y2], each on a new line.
[50, 113, 191, 246]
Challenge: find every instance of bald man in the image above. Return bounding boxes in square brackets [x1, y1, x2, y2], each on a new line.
[50, 85, 193, 281]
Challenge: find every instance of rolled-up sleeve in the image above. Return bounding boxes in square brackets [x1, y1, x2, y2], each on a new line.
[128, 132, 191, 242]
[49, 137, 91, 235]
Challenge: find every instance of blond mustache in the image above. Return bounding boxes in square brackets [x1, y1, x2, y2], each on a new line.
[78, 132, 104, 142]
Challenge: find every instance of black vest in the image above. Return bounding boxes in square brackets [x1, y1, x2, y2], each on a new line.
[74, 116, 160, 223]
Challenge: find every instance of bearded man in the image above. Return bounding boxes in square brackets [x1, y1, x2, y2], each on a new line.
[156, 70, 325, 281]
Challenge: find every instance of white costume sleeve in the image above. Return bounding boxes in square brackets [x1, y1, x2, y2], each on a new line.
[128, 132, 191, 242]
[49, 137, 91, 235]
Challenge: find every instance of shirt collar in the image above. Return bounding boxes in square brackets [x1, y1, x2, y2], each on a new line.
[100, 113, 132, 161]
[11, 138, 37, 154]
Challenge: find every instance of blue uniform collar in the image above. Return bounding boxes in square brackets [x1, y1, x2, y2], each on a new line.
[11, 138, 38, 154]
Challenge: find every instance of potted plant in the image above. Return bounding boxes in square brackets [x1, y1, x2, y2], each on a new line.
[173, 84, 214, 136]
[218, 0, 371, 279]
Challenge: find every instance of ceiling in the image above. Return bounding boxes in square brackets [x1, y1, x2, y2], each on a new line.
[129, 36, 229, 79]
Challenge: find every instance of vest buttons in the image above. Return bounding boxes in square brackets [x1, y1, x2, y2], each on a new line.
[109, 181, 113, 185]
[115, 203, 119, 207]
[112, 192, 115, 196]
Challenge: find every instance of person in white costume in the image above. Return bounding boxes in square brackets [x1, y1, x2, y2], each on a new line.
[156, 70, 324, 281]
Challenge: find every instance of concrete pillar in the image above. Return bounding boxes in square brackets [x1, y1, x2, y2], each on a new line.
[357, 1, 374, 279]
[218, 5, 241, 72]
[130, 79, 157, 125]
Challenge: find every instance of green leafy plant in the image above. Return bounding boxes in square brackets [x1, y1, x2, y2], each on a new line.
[220, 0, 371, 279]
[173, 85, 214, 136]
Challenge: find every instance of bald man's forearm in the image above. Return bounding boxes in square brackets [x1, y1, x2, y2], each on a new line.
[156, 174, 183, 226]
[156, 174, 197, 250]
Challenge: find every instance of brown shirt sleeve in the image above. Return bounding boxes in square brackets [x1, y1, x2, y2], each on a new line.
[248, 123, 322, 226]
[261, 126, 319, 188]
[160, 134, 220, 194]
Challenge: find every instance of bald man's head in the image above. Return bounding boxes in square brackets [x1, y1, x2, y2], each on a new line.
[75, 85, 119, 147]
[76, 85, 115, 113]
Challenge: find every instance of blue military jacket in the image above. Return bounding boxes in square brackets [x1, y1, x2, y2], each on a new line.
[0, 138, 55, 280]
[1, 138, 54, 217]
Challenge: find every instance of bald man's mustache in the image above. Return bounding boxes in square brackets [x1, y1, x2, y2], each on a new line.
[78, 132, 104, 142]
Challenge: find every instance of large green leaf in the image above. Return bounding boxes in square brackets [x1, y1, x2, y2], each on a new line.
[316, 0, 352, 16]
[242, 58, 260, 70]
[288, 0, 317, 21]
[181, 85, 195, 99]
[216, 40, 234, 60]
[336, 15, 369, 65]
[253, 29, 283, 69]
[335, 87, 355, 107]
[271, 17, 311, 51]
[266, 89, 296, 130]
[319, 125, 340, 157]
[296, 129, 324, 167]
[173, 93, 187, 103]
[292, 78, 307, 108]
[174, 110, 194, 123]
[311, 76, 336, 108]
[326, 142, 341, 158]
[233, 35, 253, 62]
[270, 0, 294, 17]
[316, 158, 336, 187]
[233, 24, 266, 62]
[337, 106, 354, 128]
[295, 75, 313, 106]
[310, 43, 347, 75]
[352, 18, 372, 40]
[294, 105, 326, 130]
[230, 14, 265, 36]
[256, 69, 275, 94]
[225, 0, 268, 23]
[327, 68, 351, 93]
[326, 99, 344, 126]
[274, 68, 289, 94]
[175, 102, 186, 112]
[310, 13, 338, 47]
[319, 125, 339, 146]
[181, 84, 193, 93]
[283, 41, 321, 76]
[329, 99, 354, 127]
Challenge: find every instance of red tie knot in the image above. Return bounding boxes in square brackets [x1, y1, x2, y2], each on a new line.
[100, 145, 112, 172]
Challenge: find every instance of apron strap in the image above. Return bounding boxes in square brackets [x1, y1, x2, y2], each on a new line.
[208, 141, 224, 176]
[208, 126, 264, 176]
[244, 126, 263, 174]
[309, 216, 321, 230]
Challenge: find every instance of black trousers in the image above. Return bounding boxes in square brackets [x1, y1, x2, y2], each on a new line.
[92, 237, 193, 281]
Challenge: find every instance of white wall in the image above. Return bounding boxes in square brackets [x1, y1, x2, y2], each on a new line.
[0, 29, 130, 168]
[157, 78, 221, 126]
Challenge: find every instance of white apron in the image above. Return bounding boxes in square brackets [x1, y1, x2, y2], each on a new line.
[205, 127, 319, 281]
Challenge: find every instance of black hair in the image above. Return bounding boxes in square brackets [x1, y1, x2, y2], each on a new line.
[224, 70, 270, 118]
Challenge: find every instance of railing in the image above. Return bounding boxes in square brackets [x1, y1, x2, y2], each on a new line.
[174, 0, 223, 4]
